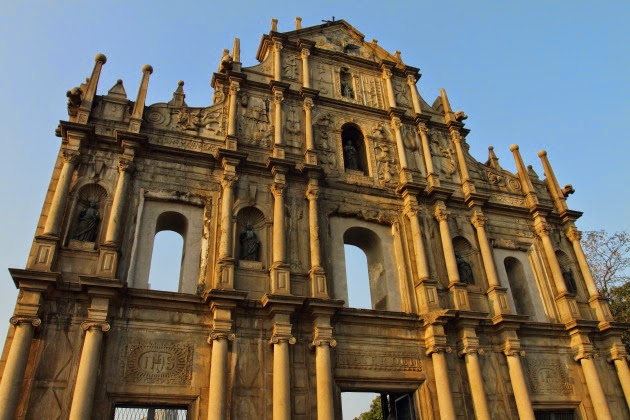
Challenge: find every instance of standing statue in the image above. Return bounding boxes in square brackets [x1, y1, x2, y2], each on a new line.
[456, 253, 475, 284]
[239, 223, 260, 261]
[343, 140, 360, 171]
[72, 201, 100, 242]
[562, 268, 578, 294]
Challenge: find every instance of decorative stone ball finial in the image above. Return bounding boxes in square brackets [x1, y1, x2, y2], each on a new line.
[94, 53, 107, 64]
[537, 150, 547, 157]
[488, 146, 494, 151]
[142, 64, 153, 74]
[509, 144, 519, 152]
[178, 80, 185, 87]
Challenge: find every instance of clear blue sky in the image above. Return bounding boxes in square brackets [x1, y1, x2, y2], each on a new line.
[1, 2, 628, 418]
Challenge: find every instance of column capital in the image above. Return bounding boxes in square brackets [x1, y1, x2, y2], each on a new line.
[62, 149, 81, 164]
[458, 346, 485, 357]
[10, 316, 41, 327]
[303, 96, 315, 110]
[406, 74, 417, 86]
[221, 175, 238, 190]
[566, 225, 582, 242]
[503, 339, 525, 357]
[404, 204, 422, 219]
[229, 80, 240, 94]
[534, 222, 551, 238]
[449, 128, 462, 142]
[80, 321, 110, 332]
[301, 48, 311, 58]
[608, 343, 629, 362]
[310, 325, 336, 348]
[208, 331, 236, 342]
[390, 115, 402, 129]
[574, 349, 598, 362]
[306, 183, 320, 201]
[434, 203, 450, 222]
[471, 211, 488, 228]
[118, 156, 136, 174]
[273, 89, 284, 104]
[426, 345, 452, 357]
[271, 182, 286, 197]
[270, 322, 296, 344]
[417, 123, 429, 135]
[382, 68, 393, 80]
[273, 40, 283, 51]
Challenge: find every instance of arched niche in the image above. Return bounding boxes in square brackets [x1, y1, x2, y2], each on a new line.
[341, 123, 369, 175]
[235, 206, 267, 267]
[128, 200, 203, 294]
[452, 236, 482, 287]
[556, 250, 579, 295]
[329, 217, 402, 311]
[66, 183, 108, 249]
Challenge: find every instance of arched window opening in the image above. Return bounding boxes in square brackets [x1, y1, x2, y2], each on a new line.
[148, 230, 184, 292]
[344, 245, 371, 309]
[556, 251, 578, 295]
[504, 257, 535, 317]
[344, 227, 388, 310]
[147, 211, 188, 293]
[342, 124, 367, 174]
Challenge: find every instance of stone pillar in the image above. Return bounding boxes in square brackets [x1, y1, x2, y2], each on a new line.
[270, 168, 290, 294]
[301, 48, 311, 88]
[417, 124, 439, 187]
[273, 41, 283, 82]
[311, 324, 336, 420]
[44, 149, 80, 236]
[577, 353, 613, 420]
[535, 223, 568, 295]
[382, 68, 396, 108]
[428, 346, 456, 419]
[458, 342, 490, 420]
[69, 321, 110, 420]
[227, 79, 240, 137]
[306, 179, 327, 297]
[609, 344, 630, 409]
[216, 167, 238, 288]
[406, 74, 422, 115]
[390, 115, 409, 169]
[207, 333, 232, 420]
[434, 203, 459, 284]
[450, 128, 476, 196]
[303, 96, 317, 165]
[0, 316, 40, 420]
[504, 341, 535, 420]
[403, 196, 429, 282]
[272, 86, 285, 159]
[104, 157, 134, 245]
[270, 322, 295, 420]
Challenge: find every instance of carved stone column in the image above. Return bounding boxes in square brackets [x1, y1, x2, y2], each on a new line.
[566, 225, 613, 321]
[576, 350, 613, 420]
[272, 86, 285, 159]
[301, 48, 311, 88]
[207, 300, 236, 420]
[382, 67, 396, 108]
[270, 170, 290, 294]
[450, 129, 475, 196]
[306, 179, 327, 298]
[404, 200, 430, 282]
[216, 168, 238, 289]
[227, 79, 240, 138]
[303, 96, 317, 165]
[427, 342, 455, 419]
[471, 211, 512, 316]
[406, 74, 422, 115]
[390, 115, 409, 170]
[270, 322, 295, 420]
[273, 40, 283, 82]
[69, 321, 110, 420]
[434, 203, 470, 311]
[44, 149, 80, 236]
[104, 157, 134, 245]
[503, 340, 535, 420]
[457, 332, 491, 420]
[417, 124, 439, 187]
[311, 324, 336, 420]
[609, 344, 630, 409]
[0, 316, 40, 420]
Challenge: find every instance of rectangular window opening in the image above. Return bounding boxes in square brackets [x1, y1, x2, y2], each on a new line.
[114, 406, 188, 420]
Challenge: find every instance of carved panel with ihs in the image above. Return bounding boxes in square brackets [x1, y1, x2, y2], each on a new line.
[121, 341, 194, 386]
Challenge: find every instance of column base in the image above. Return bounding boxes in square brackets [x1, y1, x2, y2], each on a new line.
[270, 262, 291, 294]
[309, 267, 328, 298]
[272, 145, 285, 159]
[415, 279, 442, 313]
[448, 282, 471, 311]
[487, 286, 511, 316]
[96, 244, 118, 278]
[216, 258, 235, 289]
[27, 235, 59, 271]
[588, 295, 614, 322]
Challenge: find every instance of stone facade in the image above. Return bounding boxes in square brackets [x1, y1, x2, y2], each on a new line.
[0, 18, 629, 420]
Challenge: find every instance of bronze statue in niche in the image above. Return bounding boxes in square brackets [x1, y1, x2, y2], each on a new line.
[456, 253, 475, 284]
[72, 200, 100, 242]
[562, 268, 578, 294]
[342, 124, 365, 173]
[239, 223, 261, 261]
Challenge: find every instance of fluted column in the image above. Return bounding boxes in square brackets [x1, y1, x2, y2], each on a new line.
[207, 332, 233, 420]
[104, 157, 134, 245]
[577, 352, 612, 420]
[44, 149, 80, 236]
[434, 203, 459, 284]
[0, 316, 40, 420]
[301, 48, 311, 88]
[428, 346, 456, 419]
[504, 341, 535, 420]
[273, 41, 283, 81]
[69, 321, 110, 420]
[609, 344, 630, 409]
[227, 79, 240, 137]
[271, 323, 295, 420]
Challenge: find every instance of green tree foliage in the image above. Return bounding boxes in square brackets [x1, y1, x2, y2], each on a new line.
[582, 230, 630, 350]
[353, 396, 383, 420]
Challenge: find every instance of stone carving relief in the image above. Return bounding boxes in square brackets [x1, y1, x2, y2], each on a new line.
[393, 80, 411, 108]
[336, 349, 422, 372]
[314, 62, 334, 95]
[314, 113, 338, 174]
[374, 143, 398, 186]
[328, 201, 397, 225]
[122, 342, 194, 385]
[491, 194, 526, 207]
[282, 53, 300, 81]
[284, 104, 302, 147]
[239, 95, 273, 148]
[523, 356, 573, 395]
[286, 196, 305, 270]
[485, 169, 522, 192]
[371, 122, 393, 141]
[429, 129, 456, 178]
[363, 76, 385, 109]
[401, 124, 424, 174]
[311, 29, 377, 61]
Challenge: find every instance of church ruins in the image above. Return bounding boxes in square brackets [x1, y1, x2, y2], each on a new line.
[0, 17, 628, 420]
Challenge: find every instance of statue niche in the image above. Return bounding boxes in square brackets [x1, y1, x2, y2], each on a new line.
[340, 67, 354, 99]
[69, 183, 108, 247]
[239, 223, 260, 261]
[236, 206, 266, 268]
[342, 123, 367, 174]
